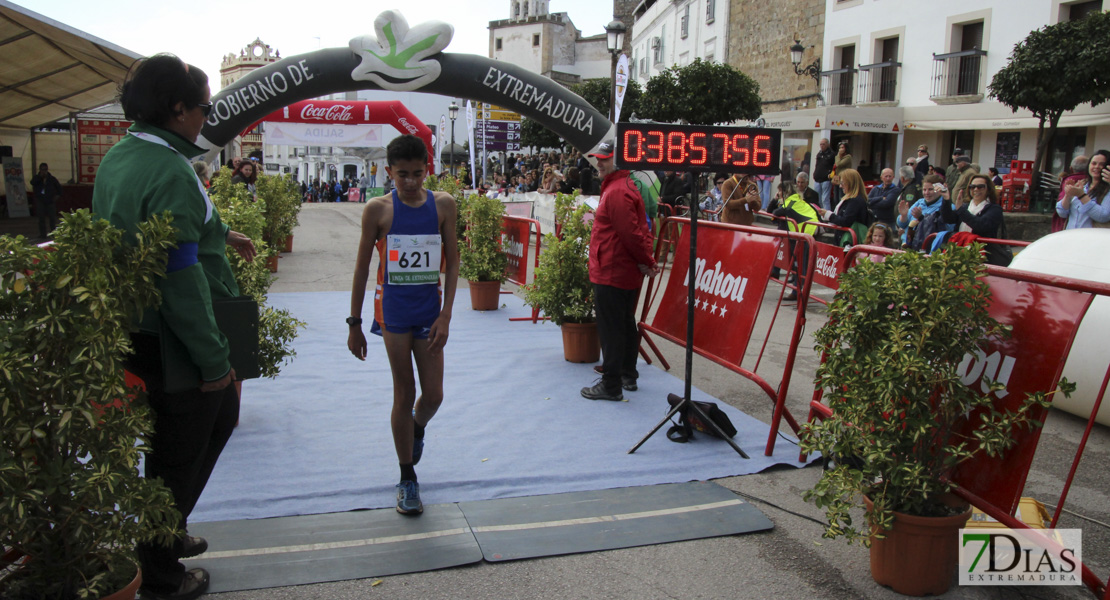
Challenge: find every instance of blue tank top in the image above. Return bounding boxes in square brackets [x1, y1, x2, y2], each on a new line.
[376, 189, 442, 328]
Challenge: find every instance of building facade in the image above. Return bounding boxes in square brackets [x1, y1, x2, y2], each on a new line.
[752, 0, 1110, 184]
[219, 39, 280, 163]
[627, 0, 729, 84]
[489, 3, 610, 87]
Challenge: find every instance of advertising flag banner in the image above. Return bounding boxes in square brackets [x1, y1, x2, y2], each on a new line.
[2, 157, 30, 217]
[439, 114, 447, 171]
[651, 225, 778, 364]
[614, 54, 630, 123]
[465, 100, 476, 184]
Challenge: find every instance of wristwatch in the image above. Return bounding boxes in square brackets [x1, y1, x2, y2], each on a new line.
[345, 316, 363, 326]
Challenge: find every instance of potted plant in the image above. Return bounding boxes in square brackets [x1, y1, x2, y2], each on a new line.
[0, 211, 180, 599]
[458, 192, 508, 310]
[208, 173, 304, 384]
[522, 192, 598, 362]
[256, 173, 302, 257]
[799, 245, 1071, 596]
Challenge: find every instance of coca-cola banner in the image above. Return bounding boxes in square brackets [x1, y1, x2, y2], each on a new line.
[952, 276, 1090, 515]
[198, 9, 612, 165]
[651, 223, 778, 365]
[262, 122, 383, 147]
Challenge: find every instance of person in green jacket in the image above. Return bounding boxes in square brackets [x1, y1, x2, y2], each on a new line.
[92, 54, 255, 600]
[772, 181, 820, 302]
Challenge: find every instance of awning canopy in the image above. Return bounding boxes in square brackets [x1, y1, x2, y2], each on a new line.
[0, 0, 141, 130]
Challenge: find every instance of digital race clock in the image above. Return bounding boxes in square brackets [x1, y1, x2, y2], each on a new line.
[615, 122, 782, 175]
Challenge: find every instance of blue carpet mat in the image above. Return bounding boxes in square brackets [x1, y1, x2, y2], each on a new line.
[191, 291, 809, 523]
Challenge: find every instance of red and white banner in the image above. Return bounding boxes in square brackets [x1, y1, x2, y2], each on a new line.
[263, 122, 383, 147]
[651, 224, 778, 365]
[77, 119, 131, 184]
[952, 276, 1091, 514]
[259, 100, 434, 166]
[501, 216, 534, 286]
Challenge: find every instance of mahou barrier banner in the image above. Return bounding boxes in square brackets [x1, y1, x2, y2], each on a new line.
[501, 216, 531, 285]
[951, 275, 1090, 514]
[651, 224, 778, 365]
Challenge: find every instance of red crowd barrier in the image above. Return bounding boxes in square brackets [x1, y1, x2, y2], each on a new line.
[638, 217, 817, 455]
[802, 244, 1110, 599]
[757, 213, 857, 307]
[501, 215, 544, 323]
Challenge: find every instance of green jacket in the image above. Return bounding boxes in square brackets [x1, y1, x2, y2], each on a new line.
[92, 122, 239, 382]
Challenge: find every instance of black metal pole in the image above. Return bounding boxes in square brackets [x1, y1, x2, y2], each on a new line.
[450, 119, 456, 178]
[685, 172, 697, 405]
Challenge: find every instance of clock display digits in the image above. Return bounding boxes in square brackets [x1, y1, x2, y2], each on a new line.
[615, 123, 781, 174]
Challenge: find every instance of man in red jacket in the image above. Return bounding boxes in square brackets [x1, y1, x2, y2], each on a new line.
[581, 140, 660, 401]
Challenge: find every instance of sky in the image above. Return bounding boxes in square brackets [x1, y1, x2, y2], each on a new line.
[19, 0, 617, 91]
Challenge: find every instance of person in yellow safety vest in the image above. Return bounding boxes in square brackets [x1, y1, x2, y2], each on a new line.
[771, 181, 819, 302]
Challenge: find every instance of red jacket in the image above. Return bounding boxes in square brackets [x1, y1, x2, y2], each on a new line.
[589, 170, 656, 290]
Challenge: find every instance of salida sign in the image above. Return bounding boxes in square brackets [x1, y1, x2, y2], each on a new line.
[651, 223, 778, 365]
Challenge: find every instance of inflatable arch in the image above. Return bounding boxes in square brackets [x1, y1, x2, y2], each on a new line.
[199, 10, 613, 167]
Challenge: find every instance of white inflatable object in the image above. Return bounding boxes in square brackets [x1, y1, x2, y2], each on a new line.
[1010, 229, 1110, 426]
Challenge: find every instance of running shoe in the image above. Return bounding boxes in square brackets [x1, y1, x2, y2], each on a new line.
[396, 480, 423, 515]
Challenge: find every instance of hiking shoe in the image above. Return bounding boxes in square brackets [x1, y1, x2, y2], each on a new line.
[581, 381, 623, 401]
[621, 377, 638, 392]
[140, 568, 209, 600]
[396, 480, 423, 515]
[180, 534, 207, 558]
[593, 364, 605, 375]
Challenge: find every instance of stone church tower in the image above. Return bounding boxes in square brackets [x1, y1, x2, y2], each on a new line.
[508, 0, 550, 20]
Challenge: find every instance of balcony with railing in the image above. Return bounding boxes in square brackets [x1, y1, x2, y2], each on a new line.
[857, 61, 900, 105]
[820, 67, 858, 107]
[930, 49, 987, 104]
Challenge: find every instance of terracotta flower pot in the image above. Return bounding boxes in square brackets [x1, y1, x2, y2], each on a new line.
[865, 494, 972, 596]
[561, 321, 600, 363]
[282, 235, 293, 253]
[468, 280, 501, 310]
[266, 254, 279, 273]
[100, 567, 142, 600]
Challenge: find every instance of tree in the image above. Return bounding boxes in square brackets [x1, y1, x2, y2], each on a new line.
[989, 12, 1110, 183]
[638, 58, 762, 125]
[519, 78, 643, 151]
[571, 77, 643, 122]
[520, 116, 564, 152]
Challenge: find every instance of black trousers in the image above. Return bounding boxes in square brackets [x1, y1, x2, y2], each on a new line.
[594, 283, 641, 393]
[128, 334, 239, 591]
[772, 207, 811, 281]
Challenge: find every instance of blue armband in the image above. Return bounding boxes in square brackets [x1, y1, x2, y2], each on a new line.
[166, 242, 199, 273]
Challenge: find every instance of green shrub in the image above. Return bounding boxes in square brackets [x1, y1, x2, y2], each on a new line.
[0, 211, 180, 598]
[522, 192, 594, 325]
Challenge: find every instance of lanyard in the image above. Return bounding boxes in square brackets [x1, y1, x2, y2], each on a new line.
[128, 131, 213, 224]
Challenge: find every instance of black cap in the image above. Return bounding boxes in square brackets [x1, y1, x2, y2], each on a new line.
[588, 140, 615, 159]
[955, 155, 971, 165]
[953, 148, 964, 156]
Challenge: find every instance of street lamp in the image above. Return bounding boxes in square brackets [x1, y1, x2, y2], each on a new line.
[448, 101, 459, 177]
[605, 19, 626, 122]
[790, 39, 821, 84]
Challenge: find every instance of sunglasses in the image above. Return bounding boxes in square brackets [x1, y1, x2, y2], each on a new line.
[906, 162, 914, 165]
[196, 102, 213, 117]
[968, 184, 987, 190]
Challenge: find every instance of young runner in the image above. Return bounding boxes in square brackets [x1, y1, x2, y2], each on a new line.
[347, 135, 459, 515]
